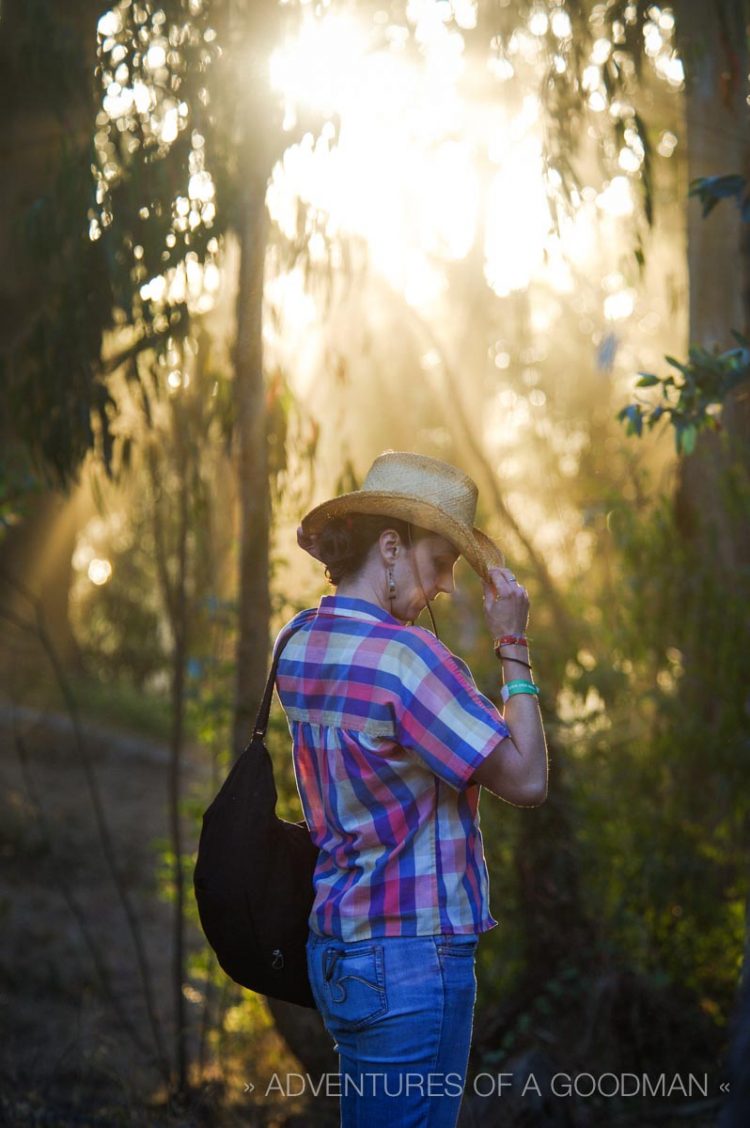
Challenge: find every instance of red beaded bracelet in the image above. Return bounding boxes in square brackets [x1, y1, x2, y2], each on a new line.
[494, 634, 528, 648]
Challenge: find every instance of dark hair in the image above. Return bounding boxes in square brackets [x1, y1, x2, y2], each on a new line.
[319, 514, 426, 585]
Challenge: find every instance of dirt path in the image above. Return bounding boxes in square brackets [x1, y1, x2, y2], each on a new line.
[0, 705, 326, 1126]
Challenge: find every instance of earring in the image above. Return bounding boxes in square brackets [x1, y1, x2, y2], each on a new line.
[387, 567, 396, 597]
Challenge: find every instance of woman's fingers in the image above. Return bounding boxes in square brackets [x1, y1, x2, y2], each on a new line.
[486, 566, 525, 597]
[483, 567, 529, 634]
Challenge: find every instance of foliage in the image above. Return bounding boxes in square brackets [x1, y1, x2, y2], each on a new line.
[0, 445, 43, 540]
[91, 0, 222, 349]
[690, 173, 750, 221]
[3, 0, 684, 497]
[1, 0, 223, 499]
[65, 672, 175, 739]
[618, 335, 750, 453]
[1, 141, 118, 486]
[0, 2, 114, 490]
[580, 482, 750, 1006]
[73, 518, 170, 689]
[619, 159, 750, 454]
[466, 0, 661, 229]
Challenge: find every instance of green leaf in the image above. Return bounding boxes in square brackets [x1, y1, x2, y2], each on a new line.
[619, 404, 644, 437]
[680, 424, 697, 455]
[689, 175, 746, 218]
[636, 373, 659, 387]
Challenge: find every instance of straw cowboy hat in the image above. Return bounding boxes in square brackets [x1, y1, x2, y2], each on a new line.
[300, 451, 505, 582]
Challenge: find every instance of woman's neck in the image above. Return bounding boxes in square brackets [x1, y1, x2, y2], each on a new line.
[335, 572, 387, 611]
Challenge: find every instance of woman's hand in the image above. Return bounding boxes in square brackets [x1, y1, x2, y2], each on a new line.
[482, 566, 529, 639]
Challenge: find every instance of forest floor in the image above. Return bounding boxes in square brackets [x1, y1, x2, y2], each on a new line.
[0, 696, 338, 1128]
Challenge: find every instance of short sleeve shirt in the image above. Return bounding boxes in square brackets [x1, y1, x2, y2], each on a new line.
[275, 595, 510, 941]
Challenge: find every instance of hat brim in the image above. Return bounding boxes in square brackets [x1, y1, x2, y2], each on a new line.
[301, 491, 505, 583]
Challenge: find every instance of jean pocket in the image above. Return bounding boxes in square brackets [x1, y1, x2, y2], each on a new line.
[322, 944, 387, 1031]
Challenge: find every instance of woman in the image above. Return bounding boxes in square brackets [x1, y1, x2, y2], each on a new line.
[275, 451, 548, 1128]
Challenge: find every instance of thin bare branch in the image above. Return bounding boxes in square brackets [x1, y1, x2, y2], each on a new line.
[0, 570, 172, 1084]
[12, 726, 154, 1063]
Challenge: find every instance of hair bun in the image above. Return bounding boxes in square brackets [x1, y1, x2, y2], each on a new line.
[316, 513, 413, 585]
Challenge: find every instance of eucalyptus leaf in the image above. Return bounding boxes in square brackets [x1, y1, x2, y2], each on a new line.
[680, 424, 697, 455]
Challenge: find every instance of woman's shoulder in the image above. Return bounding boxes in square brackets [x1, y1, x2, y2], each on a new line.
[385, 622, 463, 672]
[274, 607, 318, 650]
[381, 625, 487, 711]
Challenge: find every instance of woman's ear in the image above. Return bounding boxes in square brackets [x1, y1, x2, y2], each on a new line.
[378, 528, 402, 563]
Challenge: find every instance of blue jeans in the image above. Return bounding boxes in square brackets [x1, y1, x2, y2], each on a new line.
[306, 932, 478, 1128]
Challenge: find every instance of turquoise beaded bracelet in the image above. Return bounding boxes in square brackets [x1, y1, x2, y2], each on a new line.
[501, 679, 540, 703]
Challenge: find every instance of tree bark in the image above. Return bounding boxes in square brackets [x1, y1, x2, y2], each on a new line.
[675, 0, 750, 568]
[168, 430, 190, 1096]
[231, 161, 272, 756]
[676, 6, 750, 1123]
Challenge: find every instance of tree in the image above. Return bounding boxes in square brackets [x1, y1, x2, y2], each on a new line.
[0, 0, 115, 663]
[676, 4, 750, 1121]
[673, 0, 750, 561]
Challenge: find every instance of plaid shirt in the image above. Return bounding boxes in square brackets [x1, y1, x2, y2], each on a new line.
[275, 595, 509, 941]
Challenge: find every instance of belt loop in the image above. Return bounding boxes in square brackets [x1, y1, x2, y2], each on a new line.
[324, 947, 341, 982]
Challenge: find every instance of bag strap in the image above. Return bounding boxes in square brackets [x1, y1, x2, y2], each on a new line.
[251, 611, 316, 739]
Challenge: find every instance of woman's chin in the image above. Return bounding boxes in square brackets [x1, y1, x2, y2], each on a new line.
[395, 596, 428, 622]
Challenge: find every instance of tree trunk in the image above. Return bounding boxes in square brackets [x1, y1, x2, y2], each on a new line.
[168, 427, 190, 1096]
[216, 0, 335, 1076]
[675, 0, 750, 567]
[231, 162, 272, 756]
[676, 5, 750, 1123]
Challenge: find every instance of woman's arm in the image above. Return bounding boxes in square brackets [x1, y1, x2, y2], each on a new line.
[470, 650, 548, 806]
[470, 568, 549, 805]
